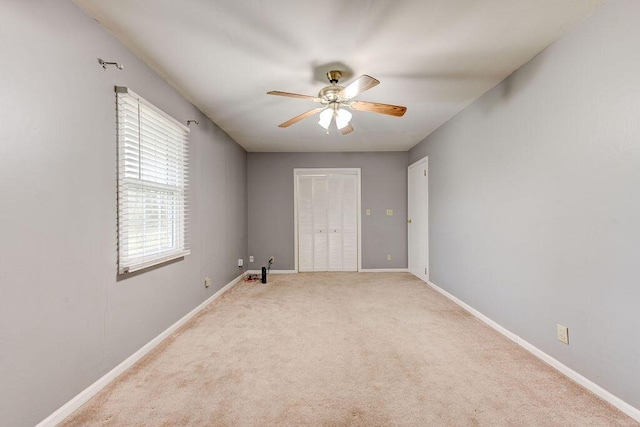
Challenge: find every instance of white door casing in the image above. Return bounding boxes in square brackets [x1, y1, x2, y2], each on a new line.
[408, 157, 429, 281]
[294, 169, 361, 272]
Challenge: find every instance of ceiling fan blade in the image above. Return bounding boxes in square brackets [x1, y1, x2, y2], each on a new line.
[267, 91, 321, 102]
[341, 123, 354, 135]
[278, 107, 324, 128]
[349, 101, 407, 117]
[338, 75, 380, 100]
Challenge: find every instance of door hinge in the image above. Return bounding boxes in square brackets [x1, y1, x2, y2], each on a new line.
[425, 267, 428, 275]
[424, 169, 427, 176]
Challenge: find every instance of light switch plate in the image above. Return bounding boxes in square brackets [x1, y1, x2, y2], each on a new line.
[557, 324, 569, 344]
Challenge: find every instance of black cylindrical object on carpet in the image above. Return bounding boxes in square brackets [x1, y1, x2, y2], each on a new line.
[261, 267, 267, 284]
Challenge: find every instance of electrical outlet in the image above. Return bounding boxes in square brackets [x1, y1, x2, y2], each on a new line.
[204, 277, 211, 288]
[366, 209, 371, 216]
[269, 256, 274, 265]
[387, 254, 392, 261]
[386, 209, 393, 216]
[238, 258, 243, 267]
[249, 256, 254, 263]
[557, 324, 569, 344]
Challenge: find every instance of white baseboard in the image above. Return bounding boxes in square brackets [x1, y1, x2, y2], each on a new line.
[425, 279, 640, 423]
[245, 269, 296, 275]
[359, 268, 409, 273]
[36, 274, 244, 427]
[245, 269, 410, 274]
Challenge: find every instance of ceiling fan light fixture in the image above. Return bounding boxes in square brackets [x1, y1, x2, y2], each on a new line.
[335, 108, 352, 130]
[318, 108, 333, 129]
[269, 71, 406, 134]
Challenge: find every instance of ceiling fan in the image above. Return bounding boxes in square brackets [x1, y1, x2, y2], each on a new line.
[267, 70, 407, 135]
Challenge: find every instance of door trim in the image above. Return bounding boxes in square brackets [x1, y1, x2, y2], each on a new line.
[408, 156, 429, 281]
[293, 168, 362, 273]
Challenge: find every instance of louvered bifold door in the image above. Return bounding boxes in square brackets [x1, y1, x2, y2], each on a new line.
[297, 172, 358, 272]
[327, 174, 344, 271]
[297, 175, 314, 272]
[312, 176, 329, 271]
[342, 174, 358, 271]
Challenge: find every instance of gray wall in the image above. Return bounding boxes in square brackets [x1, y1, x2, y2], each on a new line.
[409, 0, 640, 410]
[248, 152, 408, 270]
[0, 2, 247, 426]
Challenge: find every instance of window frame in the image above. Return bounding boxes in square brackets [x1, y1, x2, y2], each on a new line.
[116, 86, 190, 274]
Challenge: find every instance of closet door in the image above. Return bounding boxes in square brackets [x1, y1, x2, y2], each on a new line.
[327, 174, 344, 271]
[341, 174, 358, 271]
[312, 176, 328, 271]
[297, 175, 314, 272]
[296, 171, 358, 272]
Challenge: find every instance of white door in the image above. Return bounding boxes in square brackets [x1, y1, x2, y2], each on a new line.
[408, 158, 428, 281]
[327, 174, 343, 271]
[298, 175, 314, 271]
[297, 171, 358, 272]
[312, 176, 328, 271]
[340, 174, 358, 271]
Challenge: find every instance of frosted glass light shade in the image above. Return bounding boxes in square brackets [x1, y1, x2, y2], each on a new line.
[335, 109, 352, 130]
[318, 108, 333, 129]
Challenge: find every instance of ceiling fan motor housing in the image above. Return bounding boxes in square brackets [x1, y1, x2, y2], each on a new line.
[318, 70, 345, 103]
[318, 85, 344, 103]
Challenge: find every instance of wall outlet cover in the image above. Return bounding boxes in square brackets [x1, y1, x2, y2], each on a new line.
[386, 209, 393, 216]
[238, 258, 243, 267]
[249, 256, 254, 263]
[366, 209, 371, 216]
[204, 277, 211, 288]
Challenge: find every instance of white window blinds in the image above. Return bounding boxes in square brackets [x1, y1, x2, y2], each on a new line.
[116, 86, 190, 274]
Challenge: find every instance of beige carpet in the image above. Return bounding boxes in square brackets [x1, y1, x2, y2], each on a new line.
[61, 273, 637, 426]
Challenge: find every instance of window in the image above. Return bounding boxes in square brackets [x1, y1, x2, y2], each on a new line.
[116, 86, 190, 274]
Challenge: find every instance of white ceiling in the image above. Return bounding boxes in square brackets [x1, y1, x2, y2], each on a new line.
[74, 0, 605, 152]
